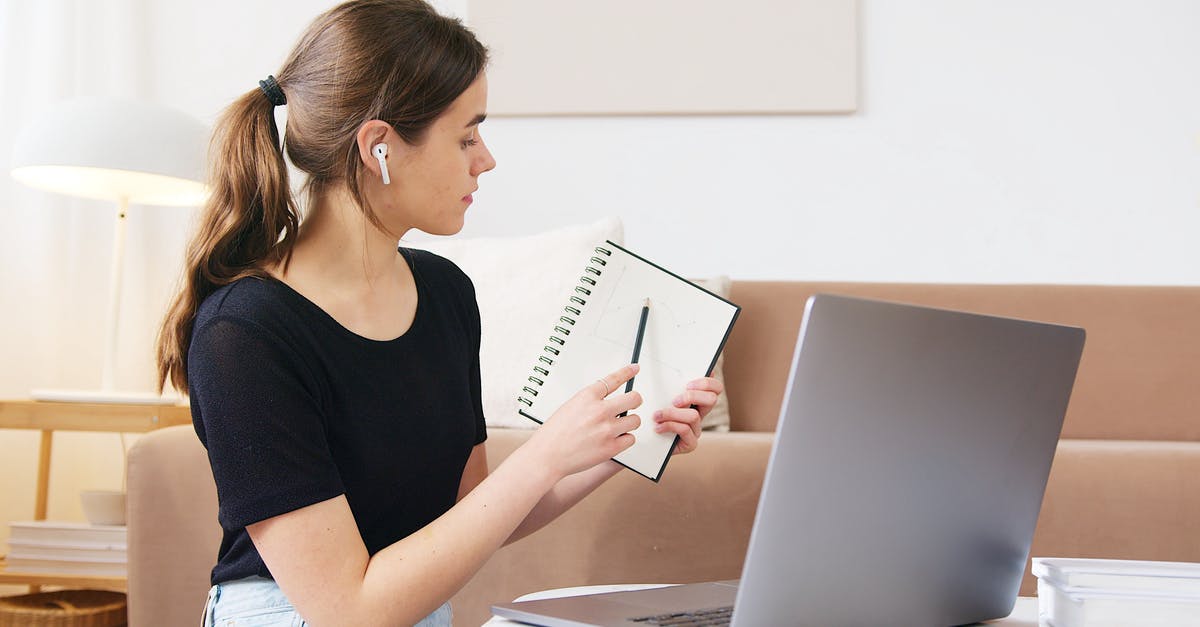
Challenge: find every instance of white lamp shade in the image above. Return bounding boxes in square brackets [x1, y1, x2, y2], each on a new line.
[10, 99, 209, 206]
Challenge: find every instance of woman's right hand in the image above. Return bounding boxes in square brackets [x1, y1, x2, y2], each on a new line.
[525, 363, 643, 480]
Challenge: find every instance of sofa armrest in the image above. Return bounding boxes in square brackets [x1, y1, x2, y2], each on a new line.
[450, 429, 774, 627]
[126, 425, 220, 627]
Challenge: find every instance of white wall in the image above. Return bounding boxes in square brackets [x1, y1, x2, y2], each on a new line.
[466, 2, 1200, 284]
[0, 0, 1197, 558]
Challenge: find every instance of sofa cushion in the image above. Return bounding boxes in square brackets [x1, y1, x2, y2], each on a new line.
[1025, 439, 1200, 595]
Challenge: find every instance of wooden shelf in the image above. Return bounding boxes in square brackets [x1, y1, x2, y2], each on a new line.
[0, 400, 191, 432]
[0, 558, 126, 591]
[1, 399, 190, 593]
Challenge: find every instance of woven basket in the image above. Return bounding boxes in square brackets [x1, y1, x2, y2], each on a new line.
[0, 590, 126, 627]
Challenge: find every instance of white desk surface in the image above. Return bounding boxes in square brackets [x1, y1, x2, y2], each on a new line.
[482, 584, 1040, 626]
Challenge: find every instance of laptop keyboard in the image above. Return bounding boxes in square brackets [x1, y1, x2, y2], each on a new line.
[628, 605, 733, 626]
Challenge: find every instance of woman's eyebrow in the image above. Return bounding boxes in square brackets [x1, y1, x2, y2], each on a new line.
[465, 113, 487, 128]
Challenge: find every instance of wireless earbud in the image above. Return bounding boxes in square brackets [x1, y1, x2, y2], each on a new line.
[372, 143, 390, 185]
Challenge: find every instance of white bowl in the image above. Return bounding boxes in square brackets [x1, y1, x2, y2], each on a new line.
[80, 490, 126, 526]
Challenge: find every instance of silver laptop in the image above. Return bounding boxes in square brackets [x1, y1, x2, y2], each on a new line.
[492, 294, 1086, 627]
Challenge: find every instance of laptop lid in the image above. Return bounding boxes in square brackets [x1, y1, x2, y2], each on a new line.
[730, 294, 1084, 626]
[491, 294, 1085, 626]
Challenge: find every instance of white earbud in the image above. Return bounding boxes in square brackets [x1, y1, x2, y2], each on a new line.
[372, 143, 390, 185]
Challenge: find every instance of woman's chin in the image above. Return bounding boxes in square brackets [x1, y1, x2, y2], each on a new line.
[425, 215, 467, 237]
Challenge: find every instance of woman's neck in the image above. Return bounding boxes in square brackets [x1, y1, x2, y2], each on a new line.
[282, 186, 407, 286]
[269, 186, 420, 341]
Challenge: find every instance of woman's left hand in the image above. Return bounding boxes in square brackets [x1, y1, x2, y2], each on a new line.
[654, 377, 724, 455]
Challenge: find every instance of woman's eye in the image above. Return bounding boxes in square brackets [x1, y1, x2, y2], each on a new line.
[462, 137, 479, 148]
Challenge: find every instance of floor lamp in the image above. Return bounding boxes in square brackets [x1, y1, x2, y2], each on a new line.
[10, 99, 208, 403]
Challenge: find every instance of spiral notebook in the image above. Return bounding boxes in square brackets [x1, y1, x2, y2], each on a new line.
[517, 241, 741, 481]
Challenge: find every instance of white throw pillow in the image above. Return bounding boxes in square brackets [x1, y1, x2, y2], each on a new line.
[406, 217, 624, 428]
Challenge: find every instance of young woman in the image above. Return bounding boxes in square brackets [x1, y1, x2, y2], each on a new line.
[156, 1, 723, 625]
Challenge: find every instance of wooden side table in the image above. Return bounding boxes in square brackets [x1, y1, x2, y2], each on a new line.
[0, 399, 192, 591]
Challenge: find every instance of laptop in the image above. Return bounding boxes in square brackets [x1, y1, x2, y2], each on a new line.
[492, 294, 1086, 627]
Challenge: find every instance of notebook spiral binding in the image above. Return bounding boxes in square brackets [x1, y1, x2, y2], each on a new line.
[517, 245, 614, 409]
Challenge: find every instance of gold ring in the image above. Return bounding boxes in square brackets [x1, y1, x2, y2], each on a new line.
[597, 379, 611, 396]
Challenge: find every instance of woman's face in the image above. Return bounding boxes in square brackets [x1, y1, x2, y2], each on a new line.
[381, 73, 496, 236]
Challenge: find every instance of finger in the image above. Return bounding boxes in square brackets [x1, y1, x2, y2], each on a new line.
[673, 389, 718, 409]
[654, 406, 701, 432]
[677, 431, 699, 455]
[657, 420, 699, 454]
[614, 412, 641, 435]
[657, 405, 700, 434]
[605, 390, 644, 417]
[611, 432, 636, 455]
[686, 377, 725, 395]
[678, 426, 699, 453]
[593, 363, 641, 398]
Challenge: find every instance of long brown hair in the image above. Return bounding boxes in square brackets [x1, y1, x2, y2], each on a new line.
[157, 0, 488, 393]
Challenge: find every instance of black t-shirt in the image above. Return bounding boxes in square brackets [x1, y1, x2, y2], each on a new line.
[188, 247, 487, 585]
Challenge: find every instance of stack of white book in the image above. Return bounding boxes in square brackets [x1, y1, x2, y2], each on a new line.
[1033, 557, 1200, 627]
[4, 520, 127, 577]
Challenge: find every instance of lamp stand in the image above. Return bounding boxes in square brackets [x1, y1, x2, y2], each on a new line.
[29, 197, 178, 405]
[101, 197, 128, 392]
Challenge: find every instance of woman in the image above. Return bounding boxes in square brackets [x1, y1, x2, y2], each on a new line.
[156, 1, 723, 625]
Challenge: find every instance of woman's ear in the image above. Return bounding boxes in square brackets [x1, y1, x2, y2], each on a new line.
[356, 120, 398, 182]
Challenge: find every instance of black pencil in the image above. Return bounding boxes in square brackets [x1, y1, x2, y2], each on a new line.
[619, 299, 650, 417]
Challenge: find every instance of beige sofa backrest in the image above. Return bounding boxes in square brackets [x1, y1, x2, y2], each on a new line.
[724, 282, 1200, 441]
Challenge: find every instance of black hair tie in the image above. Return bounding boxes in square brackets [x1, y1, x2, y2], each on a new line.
[258, 75, 287, 107]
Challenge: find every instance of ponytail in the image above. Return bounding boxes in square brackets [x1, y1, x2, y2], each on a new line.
[156, 89, 299, 394]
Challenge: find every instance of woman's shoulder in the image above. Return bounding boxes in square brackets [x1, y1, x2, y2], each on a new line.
[194, 275, 298, 333]
[400, 246, 474, 290]
[400, 247, 479, 329]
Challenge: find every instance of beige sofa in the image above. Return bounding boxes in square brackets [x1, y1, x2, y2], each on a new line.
[127, 282, 1200, 627]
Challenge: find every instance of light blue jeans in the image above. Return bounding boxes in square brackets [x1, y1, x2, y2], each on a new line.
[201, 576, 452, 626]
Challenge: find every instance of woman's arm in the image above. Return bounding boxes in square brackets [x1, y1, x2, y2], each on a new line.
[250, 365, 643, 626]
[503, 459, 623, 544]
[457, 445, 620, 545]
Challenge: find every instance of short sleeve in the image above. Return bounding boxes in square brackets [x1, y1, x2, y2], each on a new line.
[462, 273, 489, 446]
[189, 315, 345, 530]
[451, 265, 487, 446]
